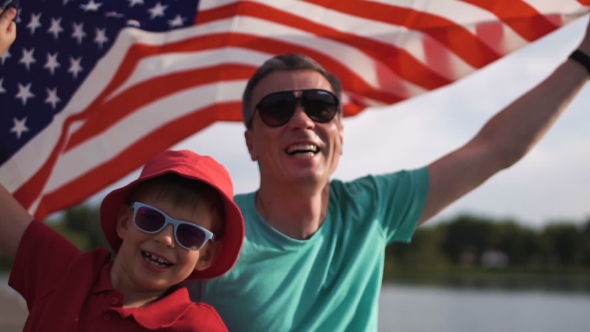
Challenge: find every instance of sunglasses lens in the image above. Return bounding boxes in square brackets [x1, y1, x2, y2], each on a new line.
[135, 206, 166, 232]
[176, 224, 207, 250]
[302, 90, 339, 123]
[257, 92, 296, 127]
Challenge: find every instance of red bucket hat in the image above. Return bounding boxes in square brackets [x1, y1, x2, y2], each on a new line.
[100, 150, 244, 280]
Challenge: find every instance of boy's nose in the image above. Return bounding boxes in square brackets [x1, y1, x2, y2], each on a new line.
[153, 224, 175, 248]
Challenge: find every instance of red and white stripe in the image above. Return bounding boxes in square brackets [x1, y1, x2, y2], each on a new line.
[3, 0, 589, 218]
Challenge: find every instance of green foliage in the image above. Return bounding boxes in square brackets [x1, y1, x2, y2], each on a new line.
[387, 214, 590, 274]
[0, 250, 12, 271]
[488, 220, 542, 266]
[48, 222, 91, 251]
[2, 202, 590, 278]
[61, 204, 110, 250]
[541, 223, 584, 266]
[386, 224, 448, 268]
[440, 215, 495, 264]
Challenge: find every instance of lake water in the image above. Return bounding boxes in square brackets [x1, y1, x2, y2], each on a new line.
[2, 276, 590, 331]
[378, 285, 590, 332]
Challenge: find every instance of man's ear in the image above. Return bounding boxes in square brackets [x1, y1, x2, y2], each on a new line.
[244, 130, 258, 161]
[194, 240, 223, 271]
[116, 205, 132, 240]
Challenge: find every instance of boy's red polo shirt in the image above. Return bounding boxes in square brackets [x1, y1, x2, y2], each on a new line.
[9, 219, 227, 331]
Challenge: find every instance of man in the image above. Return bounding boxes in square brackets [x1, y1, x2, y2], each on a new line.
[189, 21, 590, 331]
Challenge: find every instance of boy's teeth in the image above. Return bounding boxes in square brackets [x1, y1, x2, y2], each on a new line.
[142, 251, 172, 267]
[149, 253, 169, 264]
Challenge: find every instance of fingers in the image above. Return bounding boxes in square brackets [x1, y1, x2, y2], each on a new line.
[0, 6, 17, 30]
[0, 6, 17, 54]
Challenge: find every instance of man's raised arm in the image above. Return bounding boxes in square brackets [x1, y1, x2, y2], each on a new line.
[419, 20, 590, 225]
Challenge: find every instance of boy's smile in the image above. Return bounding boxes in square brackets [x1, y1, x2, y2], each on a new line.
[141, 250, 173, 269]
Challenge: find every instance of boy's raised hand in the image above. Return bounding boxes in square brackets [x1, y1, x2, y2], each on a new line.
[0, 5, 28, 260]
[0, 5, 17, 55]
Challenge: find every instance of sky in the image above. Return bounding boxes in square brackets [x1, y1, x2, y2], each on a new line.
[90, 16, 590, 228]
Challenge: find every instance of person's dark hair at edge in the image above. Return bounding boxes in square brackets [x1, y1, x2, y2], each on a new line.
[242, 53, 343, 128]
[128, 173, 226, 238]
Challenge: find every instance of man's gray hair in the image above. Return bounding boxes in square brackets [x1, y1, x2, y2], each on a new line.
[242, 53, 342, 128]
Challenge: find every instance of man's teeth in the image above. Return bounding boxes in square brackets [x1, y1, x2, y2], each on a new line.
[286, 144, 319, 155]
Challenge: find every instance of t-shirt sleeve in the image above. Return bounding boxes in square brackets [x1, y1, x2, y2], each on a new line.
[8, 219, 81, 309]
[341, 167, 429, 243]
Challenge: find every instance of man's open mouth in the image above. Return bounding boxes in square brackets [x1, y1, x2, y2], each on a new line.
[285, 144, 319, 156]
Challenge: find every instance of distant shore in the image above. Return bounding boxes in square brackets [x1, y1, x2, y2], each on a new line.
[383, 266, 590, 293]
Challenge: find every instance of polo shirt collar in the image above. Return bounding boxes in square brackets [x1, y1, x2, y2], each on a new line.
[92, 260, 195, 329]
[121, 287, 194, 329]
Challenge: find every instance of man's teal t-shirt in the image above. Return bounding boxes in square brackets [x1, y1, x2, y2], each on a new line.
[192, 168, 429, 331]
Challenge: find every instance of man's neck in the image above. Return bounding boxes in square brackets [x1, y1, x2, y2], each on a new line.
[256, 180, 330, 240]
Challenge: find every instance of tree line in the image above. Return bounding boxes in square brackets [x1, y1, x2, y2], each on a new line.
[2, 204, 590, 274]
[388, 214, 590, 270]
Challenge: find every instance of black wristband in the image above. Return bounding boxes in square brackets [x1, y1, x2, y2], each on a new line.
[569, 50, 590, 77]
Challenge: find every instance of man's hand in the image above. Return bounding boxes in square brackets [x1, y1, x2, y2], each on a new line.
[0, 6, 17, 55]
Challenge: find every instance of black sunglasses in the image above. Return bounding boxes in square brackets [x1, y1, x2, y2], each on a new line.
[248, 89, 340, 128]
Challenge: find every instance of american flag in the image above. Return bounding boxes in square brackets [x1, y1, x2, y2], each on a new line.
[1, 0, 588, 219]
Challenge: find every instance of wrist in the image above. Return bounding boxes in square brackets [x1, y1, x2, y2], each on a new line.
[569, 49, 590, 78]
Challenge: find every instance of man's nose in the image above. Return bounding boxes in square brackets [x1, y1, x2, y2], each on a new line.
[287, 102, 314, 130]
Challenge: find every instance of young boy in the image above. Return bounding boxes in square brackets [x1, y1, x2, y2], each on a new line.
[0, 149, 245, 331]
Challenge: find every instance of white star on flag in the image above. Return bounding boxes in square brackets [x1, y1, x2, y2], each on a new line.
[81, 0, 103, 12]
[44, 52, 60, 75]
[15, 83, 35, 106]
[45, 88, 61, 109]
[27, 13, 42, 35]
[72, 22, 87, 44]
[168, 15, 185, 28]
[126, 19, 141, 27]
[148, 2, 167, 19]
[68, 57, 83, 79]
[105, 11, 124, 18]
[10, 117, 30, 140]
[128, 0, 144, 8]
[48, 17, 64, 40]
[94, 28, 109, 49]
[19, 48, 36, 71]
